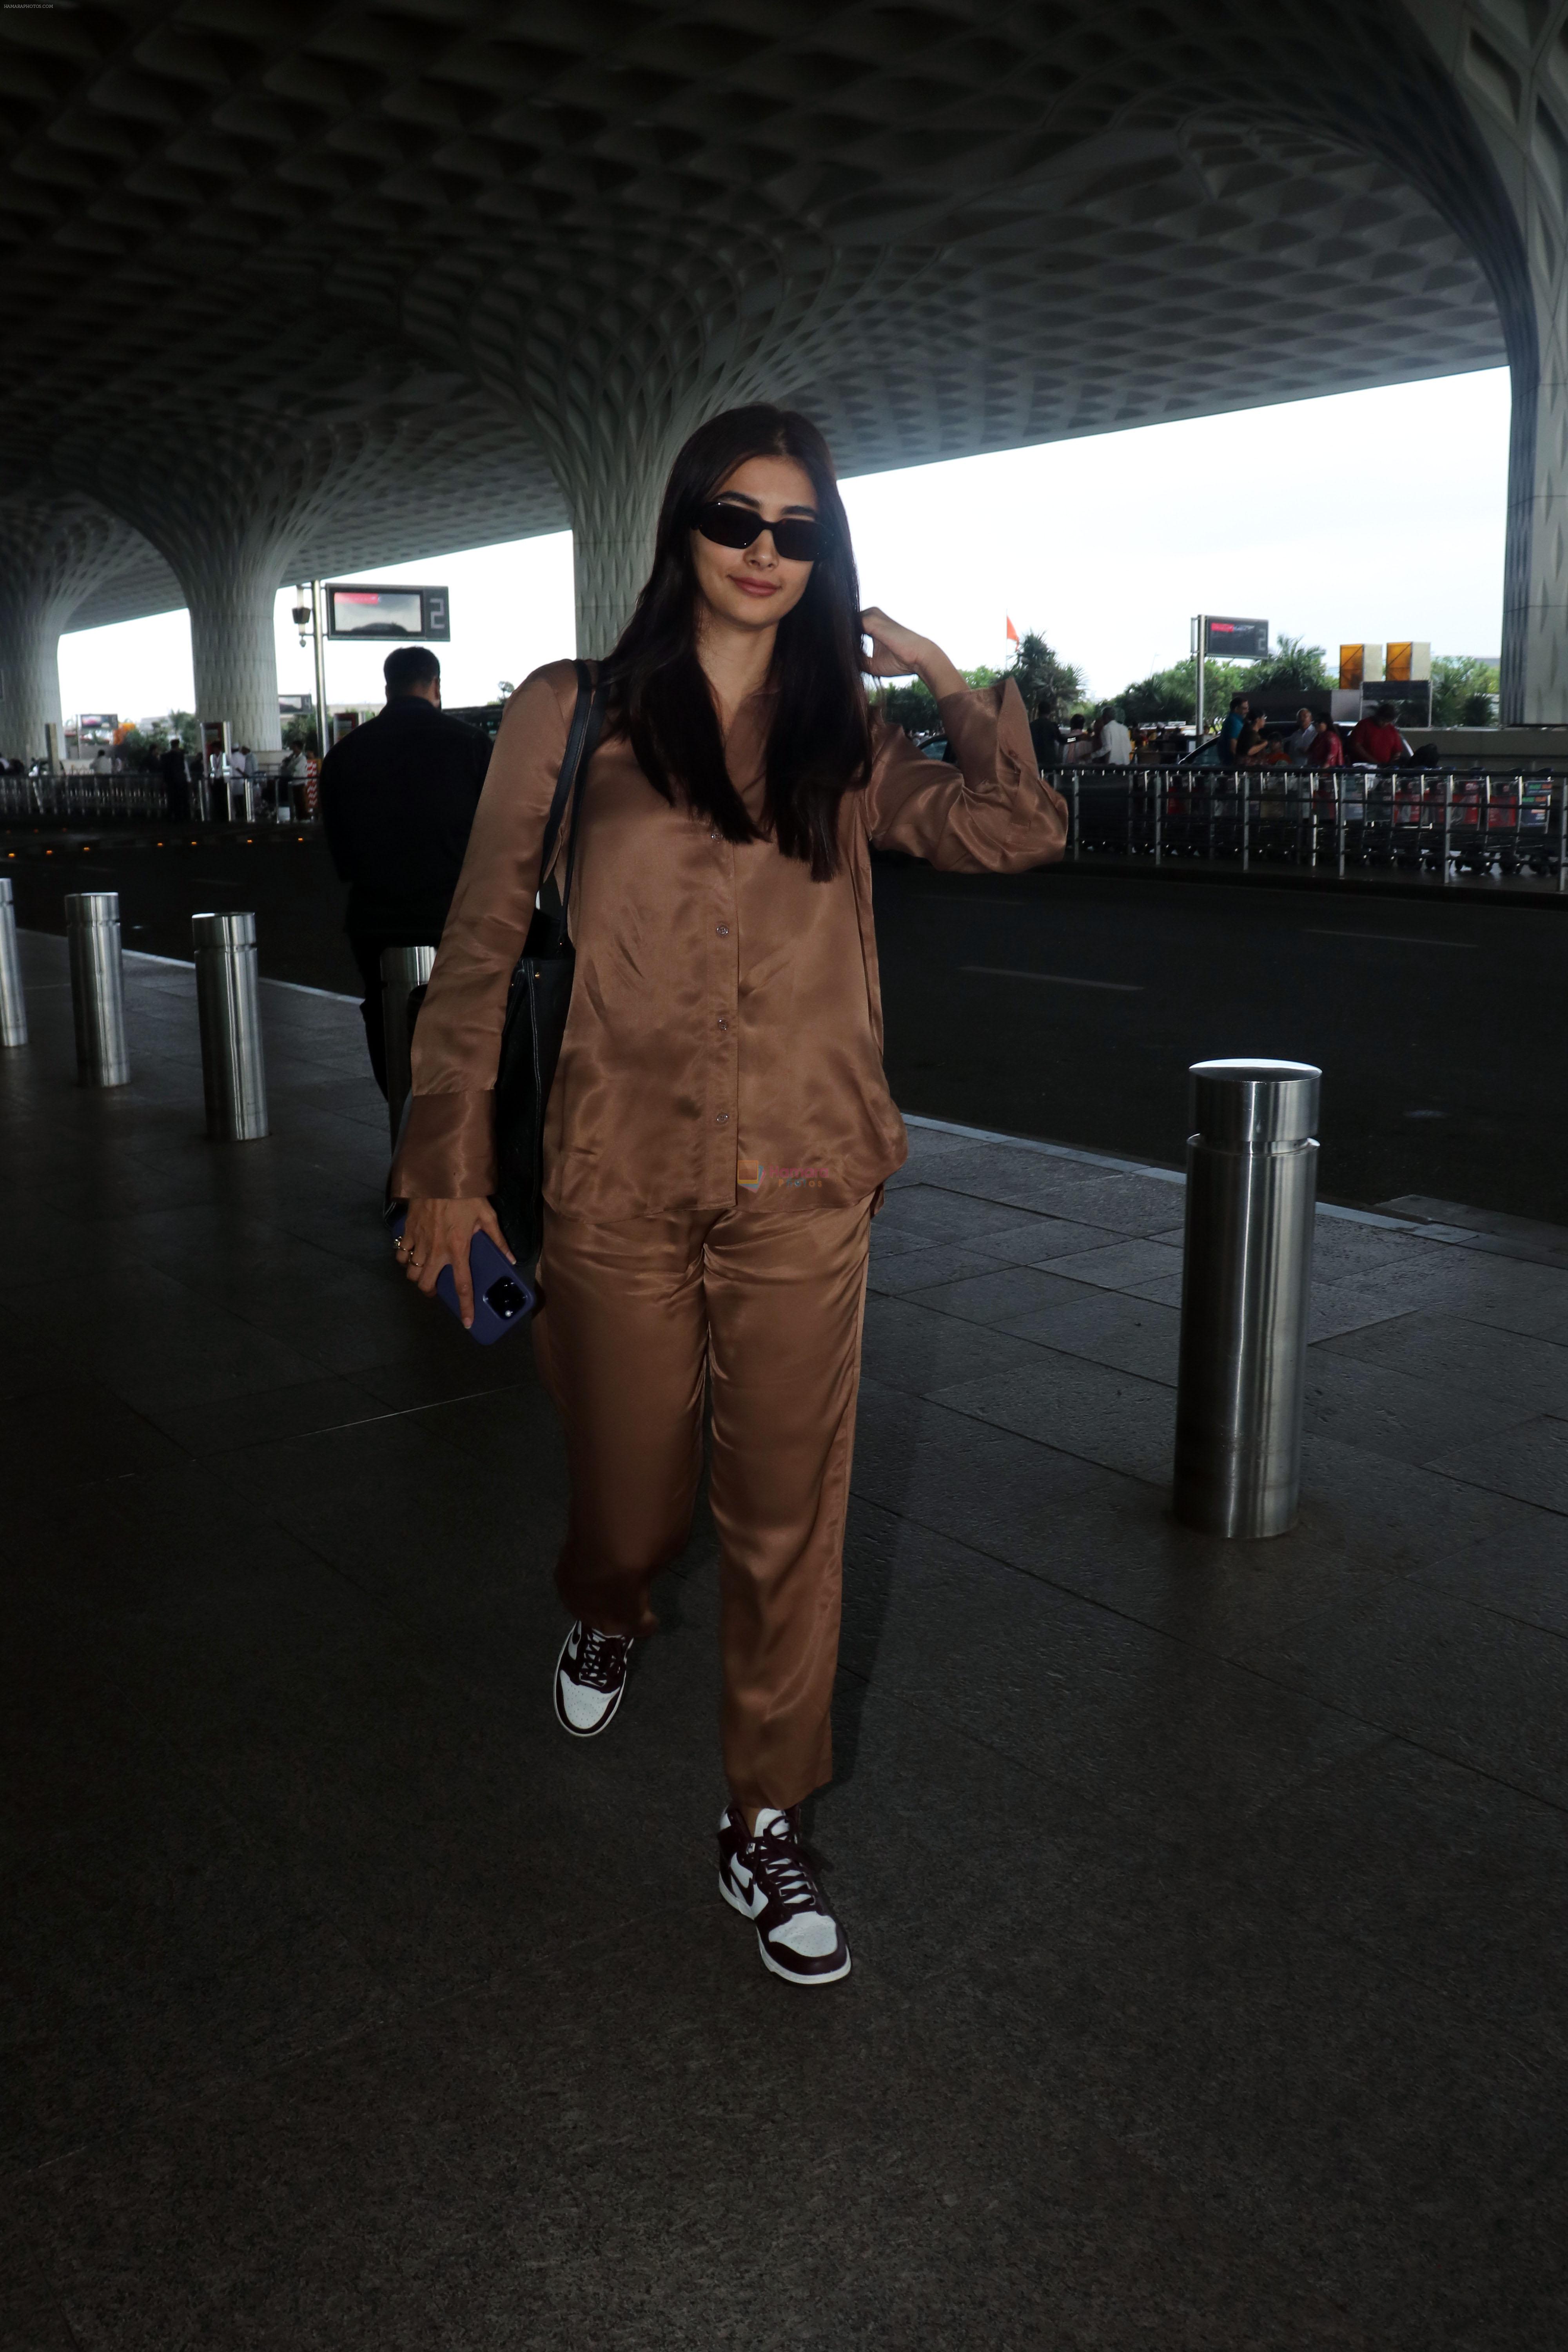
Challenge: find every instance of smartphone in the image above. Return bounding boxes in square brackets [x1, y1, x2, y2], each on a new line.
[390, 1215, 536, 1344]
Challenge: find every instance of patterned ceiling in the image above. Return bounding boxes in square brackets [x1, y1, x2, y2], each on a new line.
[0, 1, 1525, 638]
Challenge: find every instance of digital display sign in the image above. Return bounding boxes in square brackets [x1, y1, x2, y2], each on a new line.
[325, 583, 450, 641]
[1203, 617, 1269, 659]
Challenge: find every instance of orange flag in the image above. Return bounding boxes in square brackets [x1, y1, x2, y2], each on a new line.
[1005, 616, 1020, 644]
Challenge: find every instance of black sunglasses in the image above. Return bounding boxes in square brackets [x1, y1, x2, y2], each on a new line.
[693, 499, 828, 564]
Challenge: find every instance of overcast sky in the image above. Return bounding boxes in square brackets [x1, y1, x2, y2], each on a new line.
[58, 366, 1510, 724]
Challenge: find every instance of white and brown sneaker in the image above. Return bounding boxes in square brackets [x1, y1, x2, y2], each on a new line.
[719, 1803, 851, 1986]
[553, 1620, 634, 1738]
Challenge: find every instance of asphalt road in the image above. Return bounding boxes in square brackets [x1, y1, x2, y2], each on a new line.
[8, 833, 1563, 1221]
[870, 861, 1566, 1222]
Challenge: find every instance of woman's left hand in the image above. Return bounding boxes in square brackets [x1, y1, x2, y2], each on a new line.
[861, 608, 966, 702]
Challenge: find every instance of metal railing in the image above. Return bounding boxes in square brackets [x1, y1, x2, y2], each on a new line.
[0, 766, 314, 827]
[1063, 767, 1568, 888]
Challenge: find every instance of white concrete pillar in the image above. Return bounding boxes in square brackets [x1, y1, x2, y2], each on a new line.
[54, 429, 356, 756]
[554, 408, 698, 660]
[1501, 282, 1568, 724]
[0, 588, 65, 763]
[511, 343, 742, 657]
[0, 497, 148, 760]
[177, 538, 288, 753]
[459, 242, 848, 655]
[1396, 0, 1568, 721]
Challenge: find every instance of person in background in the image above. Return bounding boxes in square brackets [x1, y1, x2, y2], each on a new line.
[91, 745, 111, 776]
[1029, 710, 1065, 770]
[1062, 713, 1092, 764]
[1217, 693, 1249, 763]
[1347, 701, 1410, 766]
[318, 644, 492, 1095]
[1090, 705, 1131, 764]
[1308, 715, 1344, 768]
[1236, 710, 1270, 764]
[159, 734, 190, 821]
[1286, 706, 1318, 762]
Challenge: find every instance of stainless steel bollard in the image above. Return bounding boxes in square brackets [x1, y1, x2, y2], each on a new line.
[65, 891, 130, 1086]
[0, 876, 26, 1047]
[381, 943, 436, 1144]
[192, 911, 269, 1140]
[1173, 1058, 1320, 1538]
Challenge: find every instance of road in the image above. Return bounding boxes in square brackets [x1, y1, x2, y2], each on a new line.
[869, 861, 1566, 1222]
[8, 834, 1563, 1221]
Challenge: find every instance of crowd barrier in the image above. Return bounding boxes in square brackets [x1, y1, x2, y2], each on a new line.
[1063, 767, 1568, 886]
[0, 767, 310, 826]
[6, 762, 1567, 887]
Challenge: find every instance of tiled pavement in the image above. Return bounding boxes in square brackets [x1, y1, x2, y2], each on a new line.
[4, 931, 1566, 2349]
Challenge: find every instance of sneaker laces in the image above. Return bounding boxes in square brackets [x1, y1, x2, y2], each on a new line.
[752, 1809, 825, 1916]
[572, 1624, 628, 1693]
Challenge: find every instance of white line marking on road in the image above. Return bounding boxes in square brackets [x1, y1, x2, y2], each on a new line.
[960, 965, 1143, 991]
[1301, 929, 1475, 948]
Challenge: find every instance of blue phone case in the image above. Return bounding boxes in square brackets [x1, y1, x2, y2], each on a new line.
[391, 1216, 536, 1343]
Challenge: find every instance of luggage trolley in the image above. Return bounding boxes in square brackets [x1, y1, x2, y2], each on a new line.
[1445, 774, 1492, 875]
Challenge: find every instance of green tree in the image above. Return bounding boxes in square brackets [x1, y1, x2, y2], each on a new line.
[1430, 655, 1499, 726]
[282, 711, 321, 755]
[874, 679, 939, 731]
[1112, 635, 1327, 726]
[1005, 631, 1086, 719]
[873, 665, 1004, 733]
[871, 637, 1087, 735]
[1242, 633, 1331, 697]
[1114, 655, 1247, 724]
[117, 709, 198, 769]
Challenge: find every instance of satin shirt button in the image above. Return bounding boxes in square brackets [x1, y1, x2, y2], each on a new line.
[716, 923, 730, 936]
[716, 1112, 730, 1125]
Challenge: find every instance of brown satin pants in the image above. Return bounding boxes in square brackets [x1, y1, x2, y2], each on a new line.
[531, 1189, 873, 1811]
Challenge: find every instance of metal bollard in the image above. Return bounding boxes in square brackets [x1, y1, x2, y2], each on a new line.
[65, 891, 130, 1086]
[192, 912, 268, 1140]
[1173, 1058, 1320, 1539]
[0, 876, 26, 1047]
[381, 943, 436, 1144]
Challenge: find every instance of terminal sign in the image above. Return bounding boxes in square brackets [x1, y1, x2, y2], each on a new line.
[325, 583, 450, 642]
[1203, 616, 1269, 659]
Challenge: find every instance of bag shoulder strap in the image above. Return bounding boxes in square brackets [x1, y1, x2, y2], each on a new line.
[535, 659, 605, 949]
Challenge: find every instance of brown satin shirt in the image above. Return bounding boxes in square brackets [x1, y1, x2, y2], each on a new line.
[391, 661, 1067, 1219]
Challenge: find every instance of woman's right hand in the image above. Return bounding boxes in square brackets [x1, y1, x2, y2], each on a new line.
[397, 1196, 514, 1329]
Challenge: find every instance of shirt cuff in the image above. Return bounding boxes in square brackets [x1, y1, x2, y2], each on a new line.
[389, 1089, 498, 1200]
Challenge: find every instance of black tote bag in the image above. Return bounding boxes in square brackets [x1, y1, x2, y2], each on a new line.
[489, 661, 604, 1268]
[387, 661, 603, 1281]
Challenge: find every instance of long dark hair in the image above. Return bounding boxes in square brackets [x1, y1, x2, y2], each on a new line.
[600, 405, 872, 881]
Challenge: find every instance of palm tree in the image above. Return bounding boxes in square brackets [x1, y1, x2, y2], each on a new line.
[1007, 631, 1086, 719]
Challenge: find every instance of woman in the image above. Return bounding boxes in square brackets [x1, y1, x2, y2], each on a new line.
[1308, 715, 1344, 768]
[1238, 710, 1272, 766]
[391, 405, 1067, 1987]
